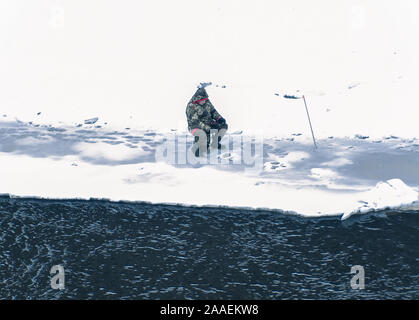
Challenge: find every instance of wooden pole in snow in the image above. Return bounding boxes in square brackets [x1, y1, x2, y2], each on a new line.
[302, 95, 318, 150]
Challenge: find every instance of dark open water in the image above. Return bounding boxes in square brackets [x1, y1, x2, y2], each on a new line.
[0, 196, 418, 300]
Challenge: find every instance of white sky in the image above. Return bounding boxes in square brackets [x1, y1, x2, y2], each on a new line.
[1, 1, 419, 135]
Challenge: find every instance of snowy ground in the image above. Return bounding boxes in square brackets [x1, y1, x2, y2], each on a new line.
[1, 1, 419, 219]
[1, 120, 418, 220]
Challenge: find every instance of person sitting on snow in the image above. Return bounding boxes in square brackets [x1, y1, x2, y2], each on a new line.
[186, 87, 228, 157]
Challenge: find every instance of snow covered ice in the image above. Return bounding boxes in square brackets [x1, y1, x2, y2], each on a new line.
[0, 120, 418, 220]
[1, 1, 419, 219]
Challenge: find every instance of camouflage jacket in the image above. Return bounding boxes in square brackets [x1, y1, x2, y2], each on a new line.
[185, 88, 223, 133]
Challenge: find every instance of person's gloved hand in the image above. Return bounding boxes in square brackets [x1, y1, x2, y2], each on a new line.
[217, 117, 226, 125]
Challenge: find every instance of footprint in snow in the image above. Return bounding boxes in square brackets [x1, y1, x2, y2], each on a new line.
[355, 134, 369, 140]
[84, 117, 99, 125]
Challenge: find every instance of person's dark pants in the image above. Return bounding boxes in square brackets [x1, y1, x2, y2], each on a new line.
[192, 122, 228, 156]
[210, 122, 228, 147]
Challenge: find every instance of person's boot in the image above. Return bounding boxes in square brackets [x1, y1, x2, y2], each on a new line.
[194, 143, 210, 157]
[193, 136, 200, 157]
[193, 136, 210, 157]
[217, 136, 222, 149]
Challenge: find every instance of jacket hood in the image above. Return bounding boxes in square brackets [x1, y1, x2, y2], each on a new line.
[191, 88, 209, 103]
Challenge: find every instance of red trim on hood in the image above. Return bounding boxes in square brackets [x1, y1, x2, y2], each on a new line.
[193, 98, 208, 104]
